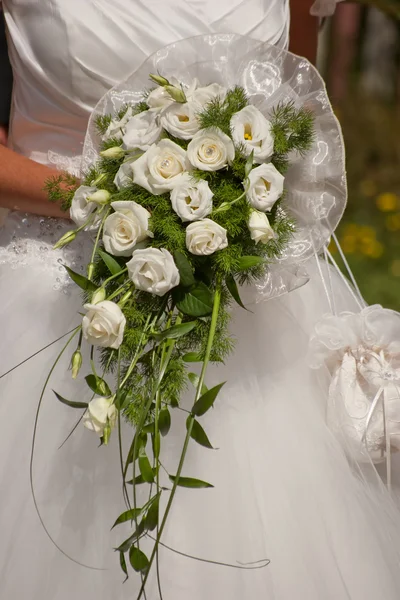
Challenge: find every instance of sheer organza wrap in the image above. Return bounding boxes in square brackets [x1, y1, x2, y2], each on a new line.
[82, 34, 346, 302]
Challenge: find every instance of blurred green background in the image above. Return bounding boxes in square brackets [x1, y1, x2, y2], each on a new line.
[318, 1, 400, 309]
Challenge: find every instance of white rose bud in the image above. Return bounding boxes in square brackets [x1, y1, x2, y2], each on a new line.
[187, 128, 235, 172]
[248, 210, 276, 245]
[127, 248, 180, 296]
[164, 85, 187, 103]
[70, 185, 98, 228]
[147, 86, 175, 110]
[231, 105, 274, 163]
[246, 163, 284, 211]
[102, 106, 133, 141]
[87, 189, 111, 206]
[170, 177, 213, 222]
[83, 396, 117, 437]
[191, 83, 227, 108]
[131, 139, 189, 195]
[113, 157, 140, 190]
[103, 200, 152, 257]
[122, 110, 162, 151]
[82, 300, 126, 349]
[160, 102, 200, 140]
[91, 287, 107, 304]
[186, 218, 228, 256]
[100, 146, 125, 160]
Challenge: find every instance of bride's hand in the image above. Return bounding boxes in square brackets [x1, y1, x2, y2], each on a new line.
[0, 144, 73, 218]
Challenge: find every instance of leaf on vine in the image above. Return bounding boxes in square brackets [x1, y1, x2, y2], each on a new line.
[85, 374, 111, 397]
[175, 282, 213, 317]
[129, 546, 149, 573]
[236, 256, 265, 271]
[226, 274, 249, 311]
[158, 408, 171, 436]
[169, 475, 214, 488]
[112, 508, 143, 529]
[98, 248, 123, 276]
[182, 352, 202, 363]
[119, 551, 128, 581]
[188, 372, 208, 396]
[116, 521, 145, 552]
[115, 388, 130, 410]
[64, 265, 97, 291]
[174, 251, 195, 287]
[154, 321, 197, 342]
[191, 382, 226, 417]
[53, 390, 88, 410]
[144, 493, 160, 531]
[139, 447, 155, 483]
[187, 417, 214, 449]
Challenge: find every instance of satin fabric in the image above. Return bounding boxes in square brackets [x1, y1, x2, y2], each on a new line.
[3, 0, 289, 165]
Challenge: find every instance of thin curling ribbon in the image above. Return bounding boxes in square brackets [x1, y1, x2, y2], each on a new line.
[361, 351, 400, 491]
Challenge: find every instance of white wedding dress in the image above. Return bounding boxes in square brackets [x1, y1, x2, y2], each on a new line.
[2, 2, 400, 600]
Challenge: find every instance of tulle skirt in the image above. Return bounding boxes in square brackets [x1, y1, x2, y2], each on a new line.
[2, 216, 400, 600]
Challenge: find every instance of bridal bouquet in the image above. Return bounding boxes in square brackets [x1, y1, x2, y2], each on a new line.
[44, 35, 343, 596]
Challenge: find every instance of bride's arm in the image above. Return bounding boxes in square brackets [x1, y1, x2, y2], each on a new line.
[0, 144, 69, 218]
[289, 0, 319, 64]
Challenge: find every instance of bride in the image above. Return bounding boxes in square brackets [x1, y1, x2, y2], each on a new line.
[2, 1, 400, 599]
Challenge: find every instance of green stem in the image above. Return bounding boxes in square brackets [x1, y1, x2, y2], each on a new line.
[88, 208, 111, 280]
[102, 266, 128, 287]
[136, 284, 222, 599]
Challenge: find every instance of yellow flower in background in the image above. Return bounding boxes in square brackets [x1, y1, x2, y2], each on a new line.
[376, 192, 399, 212]
[338, 222, 384, 259]
[385, 214, 400, 232]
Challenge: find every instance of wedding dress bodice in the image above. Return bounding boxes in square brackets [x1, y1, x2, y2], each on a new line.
[3, 0, 289, 170]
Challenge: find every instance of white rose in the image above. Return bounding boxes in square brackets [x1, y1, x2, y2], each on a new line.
[248, 210, 276, 245]
[187, 128, 235, 172]
[127, 248, 180, 296]
[70, 185, 100, 230]
[160, 102, 201, 140]
[114, 158, 136, 190]
[147, 86, 175, 110]
[231, 105, 274, 163]
[131, 139, 189, 195]
[191, 83, 227, 108]
[83, 397, 117, 437]
[170, 177, 213, 222]
[186, 218, 228, 256]
[103, 106, 133, 141]
[246, 163, 284, 211]
[122, 110, 162, 151]
[103, 200, 152, 257]
[82, 300, 126, 349]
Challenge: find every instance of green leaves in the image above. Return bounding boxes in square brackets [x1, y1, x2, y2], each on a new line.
[129, 546, 149, 573]
[188, 372, 208, 396]
[64, 265, 97, 292]
[116, 521, 145, 552]
[187, 417, 214, 449]
[53, 390, 88, 410]
[98, 249, 123, 276]
[154, 321, 197, 343]
[226, 274, 248, 311]
[138, 447, 155, 483]
[191, 382, 225, 417]
[169, 475, 213, 489]
[85, 374, 111, 397]
[183, 352, 202, 363]
[112, 508, 143, 529]
[174, 251, 195, 287]
[175, 282, 213, 317]
[158, 408, 171, 436]
[236, 256, 265, 271]
[144, 493, 159, 531]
